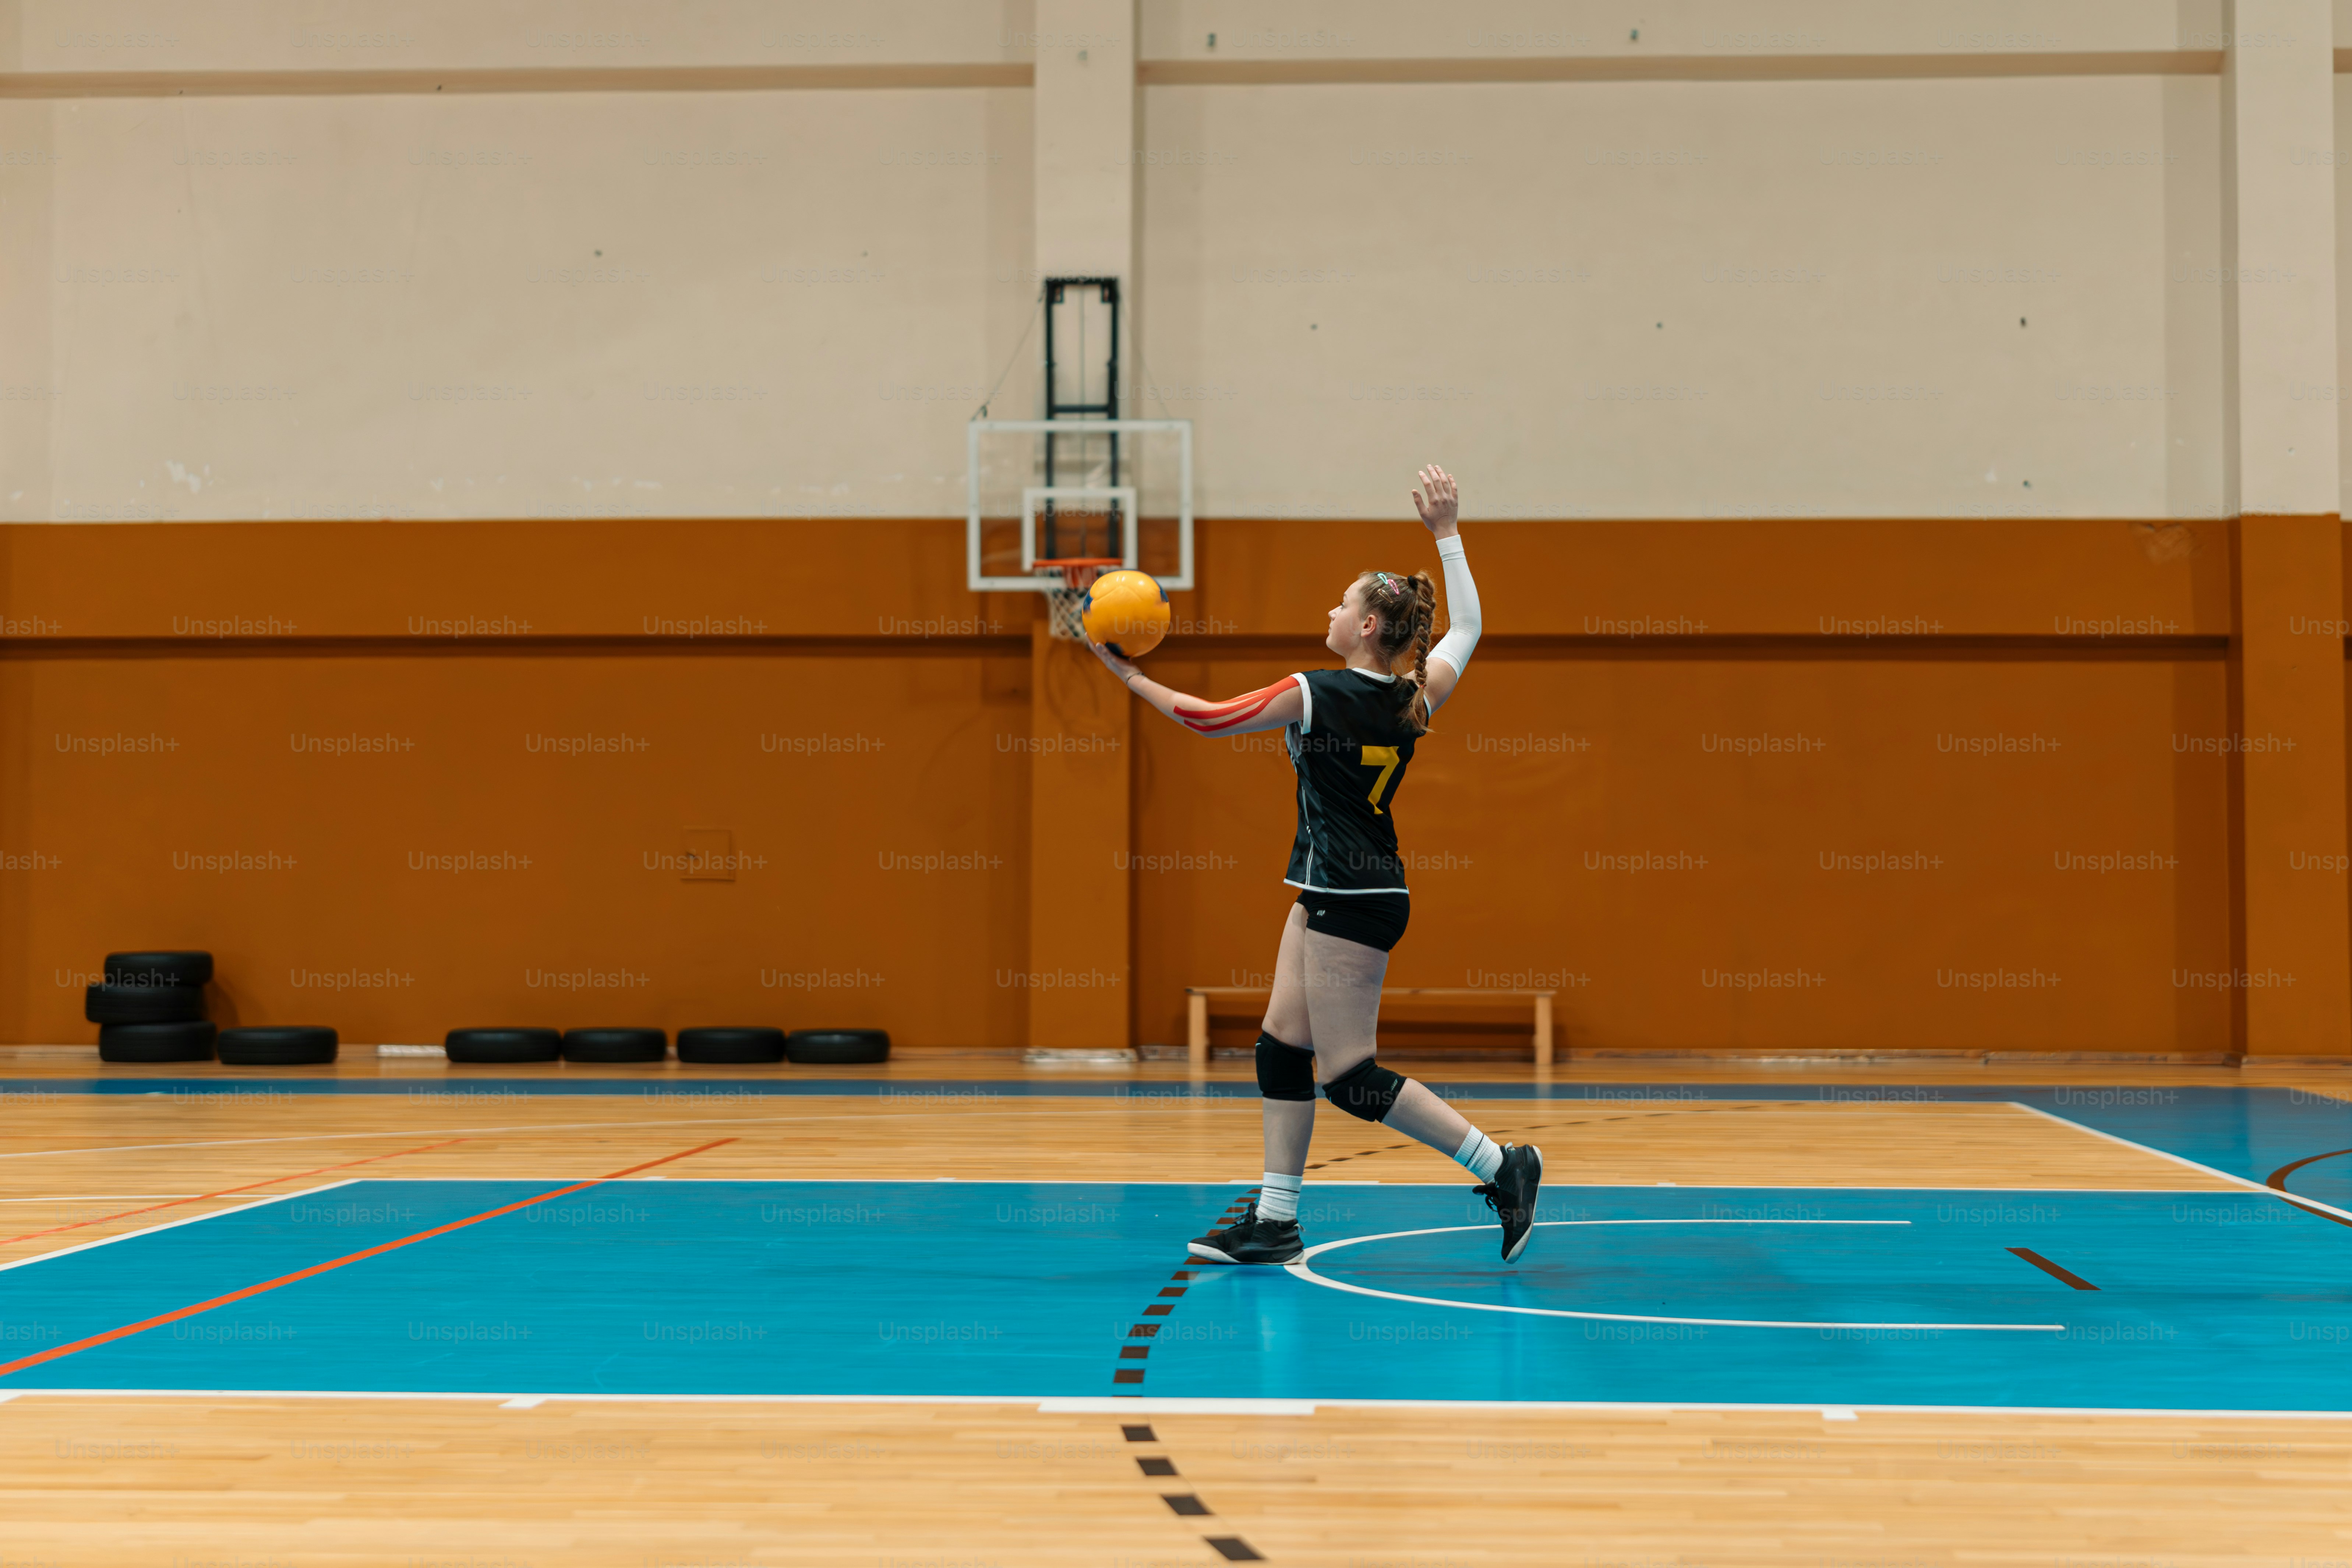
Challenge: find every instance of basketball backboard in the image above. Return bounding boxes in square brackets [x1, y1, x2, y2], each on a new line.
[966, 418, 1193, 593]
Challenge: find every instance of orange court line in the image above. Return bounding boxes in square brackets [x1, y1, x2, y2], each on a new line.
[0, 1137, 739, 1381]
[0, 1137, 472, 1246]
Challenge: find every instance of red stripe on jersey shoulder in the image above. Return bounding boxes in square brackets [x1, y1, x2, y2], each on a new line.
[1175, 678, 1293, 734]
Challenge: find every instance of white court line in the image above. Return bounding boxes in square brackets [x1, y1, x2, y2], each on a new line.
[1285, 1221, 2065, 1333]
[0, 1180, 361, 1274]
[2007, 1102, 2352, 1224]
[1, 1388, 2348, 1420]
[0, 1195, 201, 1202]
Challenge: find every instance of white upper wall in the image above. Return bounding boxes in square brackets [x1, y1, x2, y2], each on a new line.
[4, 1, 1037, 70]
[0, 0, 2231, 71]
[0, 3, 2323, 522]
[4, 87, 1034, 522]
[1143, 75, 2221, 520]
[1141, 0, 2223, 59]
[2339, 76, 2352, 515]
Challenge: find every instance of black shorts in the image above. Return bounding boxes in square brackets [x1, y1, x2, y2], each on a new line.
[1296, 890, 1410, 953]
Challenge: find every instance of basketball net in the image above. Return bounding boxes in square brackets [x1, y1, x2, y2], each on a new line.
[1035, 558, 1119, 642]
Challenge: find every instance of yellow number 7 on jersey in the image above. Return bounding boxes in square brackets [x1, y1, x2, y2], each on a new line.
[1360, 746, 1401, 814]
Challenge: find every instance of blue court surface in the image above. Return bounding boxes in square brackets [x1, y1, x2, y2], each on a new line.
[2, 1084, 2345, 1414]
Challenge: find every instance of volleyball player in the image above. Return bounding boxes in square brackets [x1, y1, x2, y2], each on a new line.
[1088, 465, 1541, 1264]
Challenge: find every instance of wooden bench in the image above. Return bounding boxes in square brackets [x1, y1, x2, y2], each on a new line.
[1182, 986, 1555, 1070]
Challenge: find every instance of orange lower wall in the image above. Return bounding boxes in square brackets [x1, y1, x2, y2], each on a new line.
[0, 516, 2303, 1053]
[1134, 651, 2232, 1054]
[1, 647, 1034, 1046]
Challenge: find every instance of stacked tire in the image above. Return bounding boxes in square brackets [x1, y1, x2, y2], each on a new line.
[446, 1028, 563, 1064]
[562, 1028, 668, 1063]
[678, 1027, 787, 1064]
[84, 951, 337, 1064]
[438, 1025, 888, 1064]
[787, 1028, 889, 1064]
[87, 951, 215, 1062]
[218, 1026, 338, 1066]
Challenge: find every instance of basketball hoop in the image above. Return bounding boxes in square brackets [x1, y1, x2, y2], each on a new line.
[1034, 557, 1121, 641]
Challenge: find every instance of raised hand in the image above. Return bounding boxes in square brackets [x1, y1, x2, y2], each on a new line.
[1412, 465, 1460, 536]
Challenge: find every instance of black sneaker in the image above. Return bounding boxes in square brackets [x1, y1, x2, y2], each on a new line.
[1188, 1207, 1305, 1265]
[1473, 1143, 1543, 1262]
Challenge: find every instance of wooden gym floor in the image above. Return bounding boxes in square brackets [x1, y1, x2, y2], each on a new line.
[0, 1052, 2345, 1567]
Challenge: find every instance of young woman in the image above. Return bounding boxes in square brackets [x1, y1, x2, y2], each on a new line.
[1088, 465, 1542, 1265]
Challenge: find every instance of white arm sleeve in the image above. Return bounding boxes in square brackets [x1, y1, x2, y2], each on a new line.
[1430, 534, 1480, 674]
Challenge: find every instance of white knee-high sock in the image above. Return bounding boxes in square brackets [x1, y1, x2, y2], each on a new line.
[1453, 1129, 1504, 1182]
[1257, 1171, 1303, 1222]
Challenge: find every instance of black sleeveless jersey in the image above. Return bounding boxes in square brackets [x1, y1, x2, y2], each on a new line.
[1282, 668, 1419, 894]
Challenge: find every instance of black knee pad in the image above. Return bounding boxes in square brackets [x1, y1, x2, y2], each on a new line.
[1324, 1057, 1405, 1122]
[1255, 1032, 1317, 1102]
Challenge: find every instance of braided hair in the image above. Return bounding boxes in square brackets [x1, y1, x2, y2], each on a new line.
[1357, 569, 1438, 734]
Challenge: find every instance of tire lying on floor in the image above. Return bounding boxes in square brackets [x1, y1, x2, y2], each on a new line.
[217, 1026, 337, 1065]
[85, 983, 206, 1024]
[104, 950, 213, 988]
[561, 1027, 668, 1063]
[676, 1026, 786, 1064]
[445, 1027, 562, 1063]
[785, 1028, 890, 1064]
[98, 1020, 218, 1062]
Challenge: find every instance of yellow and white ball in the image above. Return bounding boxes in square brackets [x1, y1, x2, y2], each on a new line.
[1081, 569, 1172, 658]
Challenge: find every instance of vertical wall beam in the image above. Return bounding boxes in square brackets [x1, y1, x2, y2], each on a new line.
[2221, 0, 2349, 1057]
[1033, 0, 1137, 282]
[1025, 617, 1134, 1046]
[1025, 0, 1138, 1049]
